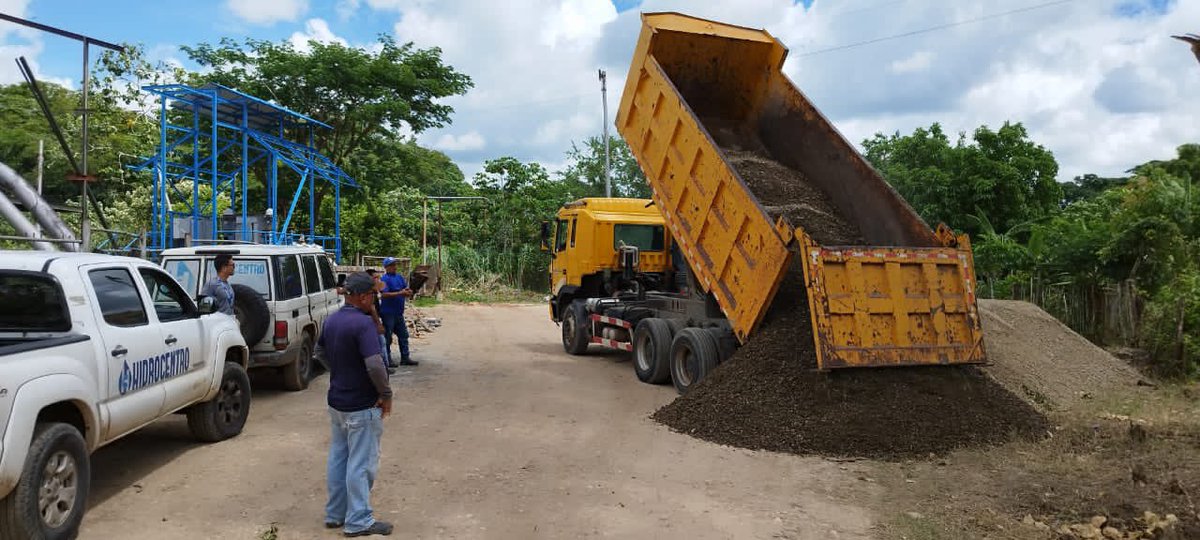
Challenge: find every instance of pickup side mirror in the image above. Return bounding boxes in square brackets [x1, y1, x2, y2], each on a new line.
[197, 296, 217, 315]
[540, 220, 551, 252]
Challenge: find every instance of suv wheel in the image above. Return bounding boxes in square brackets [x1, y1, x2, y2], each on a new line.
[282, 332, 313, 391]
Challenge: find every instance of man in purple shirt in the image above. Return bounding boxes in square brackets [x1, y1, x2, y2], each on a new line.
[317, 272, 394, 537]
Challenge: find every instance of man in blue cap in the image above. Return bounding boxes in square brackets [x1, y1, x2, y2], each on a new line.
[379, 257, 417, 369]
[318, 272, 393, 537]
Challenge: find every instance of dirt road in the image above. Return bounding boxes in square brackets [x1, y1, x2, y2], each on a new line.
[79, 304, 876, 539]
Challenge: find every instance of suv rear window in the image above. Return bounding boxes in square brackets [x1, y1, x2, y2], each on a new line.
[0, 272, 71, 332]
[275, 255, 304, 300]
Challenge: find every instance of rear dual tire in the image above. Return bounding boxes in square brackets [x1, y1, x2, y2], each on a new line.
[669, 328, 720, 395]
[633, 318, 672, 384]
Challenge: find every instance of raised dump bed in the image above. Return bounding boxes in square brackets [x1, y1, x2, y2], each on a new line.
[616, 12, 985, 369]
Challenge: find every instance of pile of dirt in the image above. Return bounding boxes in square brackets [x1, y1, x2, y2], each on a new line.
[652, 275, 1051, 460]
[724, 149, 864, 245]
[979, 299, 1145, 411]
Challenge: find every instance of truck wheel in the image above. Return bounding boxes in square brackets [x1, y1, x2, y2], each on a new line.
[561, 302, 590, 355]
[0, 423, 90, 540]
[231, 284, 270, 345]
[633, 318, 672, 384]
[187, 362, 252, 442]
[670, 328, 720, 395]
[281, 332, 313, 391]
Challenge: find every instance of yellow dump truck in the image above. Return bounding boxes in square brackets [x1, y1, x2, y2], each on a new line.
[545, 12, 985, 394]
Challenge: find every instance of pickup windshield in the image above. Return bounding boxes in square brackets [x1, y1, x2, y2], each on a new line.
[0, 271, 71, 332]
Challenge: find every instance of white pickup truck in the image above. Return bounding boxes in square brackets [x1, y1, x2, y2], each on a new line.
[0, 252, 251, 540]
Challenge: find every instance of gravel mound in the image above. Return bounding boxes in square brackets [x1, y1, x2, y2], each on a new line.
[979, 299, 1144, 411]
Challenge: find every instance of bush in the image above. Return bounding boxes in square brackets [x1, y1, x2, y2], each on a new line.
[1140, 270, 1200, 379]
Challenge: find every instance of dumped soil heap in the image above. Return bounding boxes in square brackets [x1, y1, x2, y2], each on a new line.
[725, 150, 864, 246]
[653, 276, 1051, 459]
[654, 143, 1050, 459]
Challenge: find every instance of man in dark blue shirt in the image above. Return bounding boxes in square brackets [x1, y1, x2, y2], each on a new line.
[378, 257, 416, 368]
[317, 272, 394, 537]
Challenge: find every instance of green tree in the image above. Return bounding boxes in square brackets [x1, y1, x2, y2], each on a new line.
[558, 135, 650, 198]
[863, 122, 1061, 236]
[172, 36, 472, 220]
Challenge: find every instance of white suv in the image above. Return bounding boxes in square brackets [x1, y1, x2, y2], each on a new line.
[159, 244, 342, 391]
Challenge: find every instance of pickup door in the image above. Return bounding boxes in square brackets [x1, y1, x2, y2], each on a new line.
[137, 267, 212, 414]
[84, 264, 167, 440]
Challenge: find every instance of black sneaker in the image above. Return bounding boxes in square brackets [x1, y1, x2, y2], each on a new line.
[325, 521, 343, 529]
[344, 521, 393, 537]
[386, 366, 397, 375]
[398, 359, 419, 366]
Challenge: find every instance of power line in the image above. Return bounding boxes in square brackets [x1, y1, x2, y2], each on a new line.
[797, 0, 1075, 57]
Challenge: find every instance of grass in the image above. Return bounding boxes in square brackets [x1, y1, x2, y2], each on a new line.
[257, 523, 279, 540]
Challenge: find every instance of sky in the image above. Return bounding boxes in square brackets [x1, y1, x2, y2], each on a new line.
[0, 0, 1195, 184]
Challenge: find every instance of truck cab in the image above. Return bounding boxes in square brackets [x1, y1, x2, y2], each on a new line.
[544, 198, 672, 323]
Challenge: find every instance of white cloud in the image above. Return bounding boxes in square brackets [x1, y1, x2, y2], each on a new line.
[289, 19, 348, 52]
[226, 0, 308, 25]
[890, 51, 934, 74]
[335, 0, 361, 20]
[428, 131, 487, 152]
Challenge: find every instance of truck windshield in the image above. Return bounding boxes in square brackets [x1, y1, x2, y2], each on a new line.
[613, 224, 665, 252]
[0, 272, 70, 332]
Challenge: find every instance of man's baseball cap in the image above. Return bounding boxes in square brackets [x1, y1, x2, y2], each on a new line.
[343, 272, 375, 295]
[382, 257, 398, 267]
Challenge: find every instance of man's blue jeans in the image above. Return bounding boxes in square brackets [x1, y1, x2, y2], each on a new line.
[377, 333, 390, 366]
[325, 407, 383, 534]
[380, 312, 409, 364]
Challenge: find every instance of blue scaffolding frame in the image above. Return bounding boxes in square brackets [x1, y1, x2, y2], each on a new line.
[131, 83, 358, 260]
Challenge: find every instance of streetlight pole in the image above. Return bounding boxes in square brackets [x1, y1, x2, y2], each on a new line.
[599, 69, 611, 198]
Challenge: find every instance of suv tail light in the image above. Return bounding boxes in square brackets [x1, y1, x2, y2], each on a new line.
[274, 321, 289, 351]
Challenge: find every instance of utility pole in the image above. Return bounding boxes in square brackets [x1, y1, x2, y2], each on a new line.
[437, 200, 443, 298]
[422, 198, 428, 265]
[80, 38, 90, 252]
[599, 69, 611, 198]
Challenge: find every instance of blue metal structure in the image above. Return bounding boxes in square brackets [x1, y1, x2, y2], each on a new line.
[131, 83, 357, 260]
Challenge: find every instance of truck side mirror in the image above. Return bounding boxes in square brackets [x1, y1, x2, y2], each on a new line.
[540, 221, 551, 252]
[197, 296, 217, 315]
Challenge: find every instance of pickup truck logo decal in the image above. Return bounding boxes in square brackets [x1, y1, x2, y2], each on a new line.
[118, 348, 191, 395]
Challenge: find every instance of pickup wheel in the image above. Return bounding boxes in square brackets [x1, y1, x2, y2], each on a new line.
[0, 423, 90, 540]
[231, 283, 270, 345]
[633, 318, 672, 384]
[187, 362, 252, 442]
[561, 302, 590, 355]
[669, 328, 720, 395]
[281, 332, 313, 391]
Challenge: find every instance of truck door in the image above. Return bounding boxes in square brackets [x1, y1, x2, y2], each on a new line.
[137, 266, 209, 415]
[85, 265, 166, 440]
[550, 218, 571, 295]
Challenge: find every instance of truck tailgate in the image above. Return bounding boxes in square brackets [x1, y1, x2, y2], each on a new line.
[798, 233, 985, 369]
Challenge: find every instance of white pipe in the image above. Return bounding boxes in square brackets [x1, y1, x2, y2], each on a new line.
[0, 161, 78, 251]
[0, 189, 58, 251]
